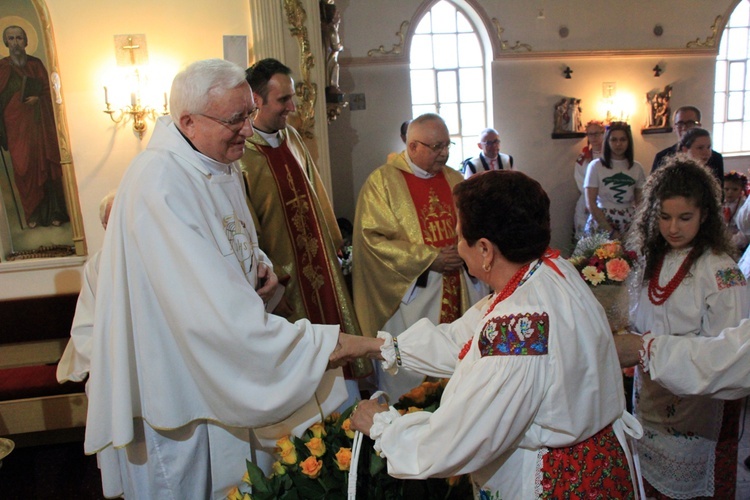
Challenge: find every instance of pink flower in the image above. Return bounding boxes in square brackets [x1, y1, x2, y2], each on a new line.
[606, 258, 630, 282]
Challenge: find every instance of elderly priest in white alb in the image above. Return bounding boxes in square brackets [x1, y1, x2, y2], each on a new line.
[83, 59, 346, 499]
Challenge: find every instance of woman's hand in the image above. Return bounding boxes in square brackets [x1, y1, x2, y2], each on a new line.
[614, 332, 644, 368]
[329, 333, 384, 368]
[350, 399, 389, 436]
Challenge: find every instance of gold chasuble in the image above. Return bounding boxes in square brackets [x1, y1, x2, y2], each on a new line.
[353, 152, 472, 337]
[240, 126, 370, 377]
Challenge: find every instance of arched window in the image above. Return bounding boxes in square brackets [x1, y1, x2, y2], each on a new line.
[714, 1, 750, 154]
[409, 0, 490, 169]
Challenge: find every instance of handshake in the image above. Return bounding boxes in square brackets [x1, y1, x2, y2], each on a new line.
[328, 333, 385, 370]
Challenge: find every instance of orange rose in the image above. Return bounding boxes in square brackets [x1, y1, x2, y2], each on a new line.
[335, 447, 352, 471]
[326, 412, 341, 423]
[300, 456, 323, 479]
[309, 422, 327, 438]
[402, 385, 427, 403]
[341, 418, 355, 439]
[305, 437, 326, 457]
[279, 445, 298, 465]
[447, 475, 461, 487]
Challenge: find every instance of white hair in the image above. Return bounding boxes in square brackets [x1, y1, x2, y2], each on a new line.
[99, 191, 116, 228]
[169, 59, 247, 121]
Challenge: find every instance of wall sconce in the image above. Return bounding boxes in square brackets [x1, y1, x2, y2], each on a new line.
[102, 35, 168, 139]
[598, 82, 634, 123]
[563, 66, 573, 79]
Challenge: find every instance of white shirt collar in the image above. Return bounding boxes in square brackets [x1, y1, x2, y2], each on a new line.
[254, 128, 281, 148]
[405, 151, 437, 179]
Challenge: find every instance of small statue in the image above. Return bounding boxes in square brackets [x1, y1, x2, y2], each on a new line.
[321, 1, 343, 96]
[554, 97, 583, 133]
[645, 85, 672, 129]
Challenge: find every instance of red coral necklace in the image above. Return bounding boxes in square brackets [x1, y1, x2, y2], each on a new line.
[647, 248, 698, 305]
[458, 260, 538, 360]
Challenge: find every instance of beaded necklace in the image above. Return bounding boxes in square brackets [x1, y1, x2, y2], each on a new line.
[458, 259, 542, 360]
[647, 247, 698, 306]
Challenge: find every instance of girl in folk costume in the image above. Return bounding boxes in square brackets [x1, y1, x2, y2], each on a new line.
[573, 120, 605, 241]
[584, 121, 646, 240]
[628, 156, 748, 499]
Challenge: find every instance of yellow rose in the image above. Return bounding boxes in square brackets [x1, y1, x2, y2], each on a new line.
[241, 470, 251, 485]
[226, 487, 243, 500]
[271, 461, 286, 476]
[305, 437, 326, 457]
[276, 435, 295, 452]
[300, 456, 323, 479]
[335, 447, 352, 471]
[242, 495, 252, 500]
[279, 445, 298, 465]
[326, 412, 341, 423]
[309, 422, 327, 438]
[341, 418, 355, 439]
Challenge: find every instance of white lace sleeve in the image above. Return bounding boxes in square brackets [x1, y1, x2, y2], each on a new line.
[370, 406, 402, 456]
[377, 331, 399, 375]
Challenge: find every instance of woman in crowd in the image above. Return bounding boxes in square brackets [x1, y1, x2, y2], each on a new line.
[573, 120, 605, 241]
[722, 170, 748, 252]
[331, 170, 642, 498]
[627, 156, 748, 499]
[584, 121, 646, 239]
[678, 127, 713, 166]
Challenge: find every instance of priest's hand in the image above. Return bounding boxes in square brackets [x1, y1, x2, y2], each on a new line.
[255, 263, 279, 305]
[429, 245, 464, 273]
[329, 333, 384, 368]
[614, 332, 644, 368]
[350, 399, 388, 436]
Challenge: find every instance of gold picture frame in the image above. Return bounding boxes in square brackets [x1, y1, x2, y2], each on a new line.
[0, 0, 85, 262]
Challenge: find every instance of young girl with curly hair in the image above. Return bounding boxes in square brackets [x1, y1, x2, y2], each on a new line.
[628, 155, 748, 499]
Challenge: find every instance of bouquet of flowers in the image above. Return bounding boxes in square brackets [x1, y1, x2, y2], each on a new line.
[569, 233, 636, 287]
[228, 379, 472, 500]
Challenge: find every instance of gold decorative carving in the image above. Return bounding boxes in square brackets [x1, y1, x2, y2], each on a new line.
[283, 0, 317, 139]
[686, 15, 722, 48]
[367, 21, 409, 57]
[491, 19, 532, 52]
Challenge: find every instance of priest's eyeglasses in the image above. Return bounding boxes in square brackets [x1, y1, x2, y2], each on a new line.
[415, 140, 454, 153]
[199, 108, 260, 133]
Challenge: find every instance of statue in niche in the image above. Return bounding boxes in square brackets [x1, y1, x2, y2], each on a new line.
[645, 85, 672, 129]
[554, 97, 583, 134]
[320, 0, 343, 101]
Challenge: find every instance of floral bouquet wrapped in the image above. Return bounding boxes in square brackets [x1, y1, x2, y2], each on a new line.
[228, 379, 471, 500]
[569, 233, 637, 333]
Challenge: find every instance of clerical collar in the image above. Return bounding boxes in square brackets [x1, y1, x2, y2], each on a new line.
[405, 151, 437, 179]
[173, 123, 231, 175]
[254, 127, 282, 148]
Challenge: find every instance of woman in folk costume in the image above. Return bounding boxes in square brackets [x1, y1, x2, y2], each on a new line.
[573, 120, 605, 241]
[628, 156, 748, 499]
[333, 170, 643, 498]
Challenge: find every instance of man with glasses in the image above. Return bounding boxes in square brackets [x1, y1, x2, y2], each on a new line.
[239, 59, 371, 406]
[651, 105, 724, 185]
[83, 59, 347, 499]
[353, 113, 486, 400]
[461, 127, 514, 179]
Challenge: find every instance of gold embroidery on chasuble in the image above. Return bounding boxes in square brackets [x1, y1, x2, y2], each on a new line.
[257, 143, 344, 325]
[401, 171, 461, 323]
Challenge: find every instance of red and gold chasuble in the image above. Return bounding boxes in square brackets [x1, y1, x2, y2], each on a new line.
[401, 171, 461, 324]
[255, 143, 345, 327]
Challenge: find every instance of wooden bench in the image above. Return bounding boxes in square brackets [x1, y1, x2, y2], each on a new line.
[0, 295, 87, 437]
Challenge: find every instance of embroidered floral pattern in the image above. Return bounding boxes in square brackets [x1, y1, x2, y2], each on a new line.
[479, 313, 549, 357]
[539, 425, 634, 499]
[715, 267, 747, 290]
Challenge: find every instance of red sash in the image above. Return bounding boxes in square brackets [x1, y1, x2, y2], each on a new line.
[255, 143, 344, 326]
[401, 171, 461, 323]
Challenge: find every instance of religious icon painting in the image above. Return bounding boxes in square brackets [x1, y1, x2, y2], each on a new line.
[0, 0, 86, 261]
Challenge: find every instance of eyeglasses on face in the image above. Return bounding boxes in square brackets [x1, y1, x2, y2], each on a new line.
[198, 107, 259, 133]
[675, 120, 700, 129]
[480, 140, 501, 146]
[415, 140, 455, 153]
